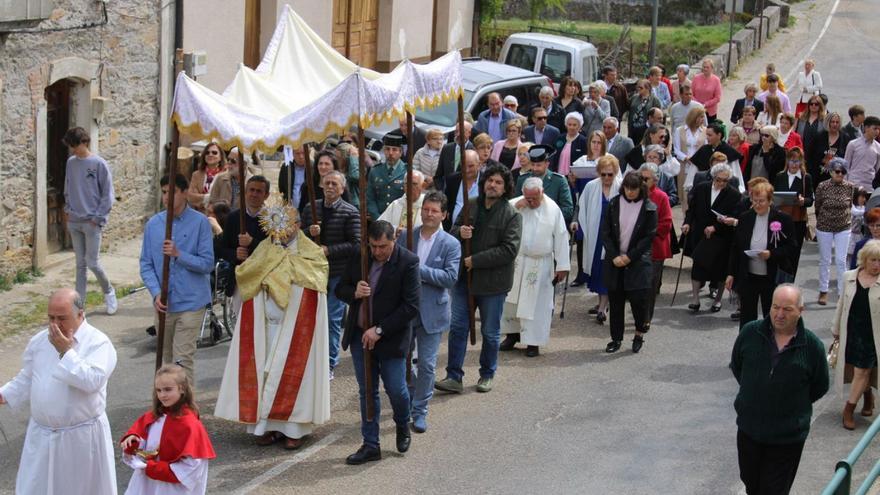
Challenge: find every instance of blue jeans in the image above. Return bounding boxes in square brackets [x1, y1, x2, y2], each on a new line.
[445, 281, 506, 381]
[350, 332, 411, 449]
[326, 276, 346, 369]
[411, 322, 443, 420]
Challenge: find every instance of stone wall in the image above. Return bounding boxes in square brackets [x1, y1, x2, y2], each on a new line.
[0, 0, 161, 276]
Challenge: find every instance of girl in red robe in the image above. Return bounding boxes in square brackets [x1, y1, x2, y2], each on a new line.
[120, 364, 216, 494]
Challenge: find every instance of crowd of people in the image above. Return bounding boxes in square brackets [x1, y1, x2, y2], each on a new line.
[1, 52, 879, 495]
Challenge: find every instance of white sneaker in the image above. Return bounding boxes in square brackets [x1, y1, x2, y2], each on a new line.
[105, 290, 118, 315]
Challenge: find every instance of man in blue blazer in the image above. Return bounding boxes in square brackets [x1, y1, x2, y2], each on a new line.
[523, 107, 561, 147]
[396, 190, 461, 433]
[474, 92, 517, 143]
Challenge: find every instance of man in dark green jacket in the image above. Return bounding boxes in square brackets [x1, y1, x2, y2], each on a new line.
[514, 145, 574, 224]
[730, 284, 829, 495]
[435, 163, 522, 394]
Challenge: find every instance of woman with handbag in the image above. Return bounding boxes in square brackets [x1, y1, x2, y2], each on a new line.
[772, 147, 813, 275]
[831, 239, 880, 430]
[725, 180, 797, 328]
[682, 163, 742, 313]
[794, 59, 823, 117]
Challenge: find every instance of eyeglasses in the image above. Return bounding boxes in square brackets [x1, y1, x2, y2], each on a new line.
[832, 169, 846, 175]
[206, 150, 220, 155]
[600, 172, 616, 177]
[809, 102, 820, 106]
[761, 134, 772, 138]
[788, 159, 802, 164]
[713, 177, 730, 183]
[534, 116, 547, 121]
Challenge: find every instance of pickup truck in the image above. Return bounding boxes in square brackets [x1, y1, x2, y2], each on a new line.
[499, 32, 600, 92]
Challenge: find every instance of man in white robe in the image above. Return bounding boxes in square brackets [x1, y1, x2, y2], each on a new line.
[378, 170, 426, 235]
[500, 177, 571, 357]
[0, 288, 118, 495]
[215, 210, 331, 450]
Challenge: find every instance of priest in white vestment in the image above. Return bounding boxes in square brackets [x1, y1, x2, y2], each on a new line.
[215, 204, 331, 450]
[0, 288, 118, 495]
[500, 177, 571, 357]
[378, 170, 426, 234]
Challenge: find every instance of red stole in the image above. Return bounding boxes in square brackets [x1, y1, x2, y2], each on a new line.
[123, 407, 216, 462]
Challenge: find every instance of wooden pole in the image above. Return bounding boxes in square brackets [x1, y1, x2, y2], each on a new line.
[302, 143, 320, 244]
[357, 125, 374, 422]
[238, 146, 247, 235]
[456, 94, 476, 346]
[156, 48, 185, 370]
[405, 112, 414, 250]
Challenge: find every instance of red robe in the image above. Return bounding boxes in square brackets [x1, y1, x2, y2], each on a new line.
[122, 407, 216, 483]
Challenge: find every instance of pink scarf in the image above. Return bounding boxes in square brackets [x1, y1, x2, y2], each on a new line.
[558, 140, 573, 176]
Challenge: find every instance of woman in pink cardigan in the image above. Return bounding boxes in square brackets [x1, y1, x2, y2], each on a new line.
[490, 118, 524, 170]
[691, 58, 723, 123]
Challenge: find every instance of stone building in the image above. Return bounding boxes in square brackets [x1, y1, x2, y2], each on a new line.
[0, 0, 163, 276]
[0, 0, 474, 277]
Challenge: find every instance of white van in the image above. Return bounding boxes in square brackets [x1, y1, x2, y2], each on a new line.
[499, 33, 600, 92]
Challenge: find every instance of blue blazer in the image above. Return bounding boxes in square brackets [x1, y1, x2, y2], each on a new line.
[397, 227, 461, 333]
[523, 124, 561, 148]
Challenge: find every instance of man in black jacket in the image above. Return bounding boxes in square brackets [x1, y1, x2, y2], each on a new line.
[220, 175, 271, 266]
[301, 170, 361, 378]
[336, 221, 420, 465]
[443, 150, 482, 231]
[434, 121, 474, 185]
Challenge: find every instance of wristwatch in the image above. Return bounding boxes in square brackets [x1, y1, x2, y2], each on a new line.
[374, 326, 383, 336]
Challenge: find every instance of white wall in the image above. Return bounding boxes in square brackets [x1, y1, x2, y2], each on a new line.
[183, 0, 245, 93]
[378, 0, 433, 63]
[435, 0, 473, 54]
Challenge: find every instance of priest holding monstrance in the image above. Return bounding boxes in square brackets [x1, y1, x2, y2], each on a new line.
[215, 201, 331, 450]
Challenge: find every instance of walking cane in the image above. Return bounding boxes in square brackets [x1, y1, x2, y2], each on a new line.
[560, 234, 575, 319]
[670, 231, 688, 307]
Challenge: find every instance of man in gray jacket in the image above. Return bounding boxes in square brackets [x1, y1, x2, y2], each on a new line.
[62, 127, 116, 314]
[435, 163, 522, 394]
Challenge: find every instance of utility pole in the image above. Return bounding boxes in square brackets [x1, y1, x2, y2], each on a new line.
[648, 0, 659, 67]
[727, 0, 736, 77]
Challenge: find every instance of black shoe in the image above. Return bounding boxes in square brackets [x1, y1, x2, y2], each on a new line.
[571, 280, 586, 287]
[346, 445, 382, 465]
[396, 425, 411, 453]
[711, 301, 722, 313]
[688, 303, 700, 313]
[596, 311, 607, 324]
[588, 305, 599, 315]
[145, 325, 156, 336]
[605, 340, 621, 353]
[730, 311, 741, 321]
[632, 336, 644, 353]
[499, 334, 519, 351]
[525, 345, 539, 357]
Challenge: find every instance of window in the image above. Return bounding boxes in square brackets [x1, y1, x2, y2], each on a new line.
[417, 90, 475, 128]
[583, 56, 597, 84]
[540, 49, 572, 84]
[504, 44, 537, 72]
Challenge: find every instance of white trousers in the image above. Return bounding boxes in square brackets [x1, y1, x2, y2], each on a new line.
[817, 229, 850, 294]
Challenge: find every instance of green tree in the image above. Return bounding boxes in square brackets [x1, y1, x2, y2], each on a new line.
[481, 0, 504, 27]
[528, 0, 569, 22]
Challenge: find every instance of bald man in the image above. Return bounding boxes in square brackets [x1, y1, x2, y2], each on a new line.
[0, 288, 118, 494]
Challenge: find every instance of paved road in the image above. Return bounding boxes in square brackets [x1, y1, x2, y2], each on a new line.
[1, 1, 880, 493]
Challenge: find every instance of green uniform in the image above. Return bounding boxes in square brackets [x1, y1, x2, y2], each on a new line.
[366, 159, 406, 220]
[514, 171, 574, 224]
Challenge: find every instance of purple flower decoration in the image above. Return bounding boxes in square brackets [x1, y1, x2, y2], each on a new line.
[769, 221, 786, 247]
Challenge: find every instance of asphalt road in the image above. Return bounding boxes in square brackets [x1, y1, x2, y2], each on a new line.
[1, 0, 879, 493]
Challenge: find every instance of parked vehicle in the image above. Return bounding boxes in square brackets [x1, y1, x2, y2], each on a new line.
[499, 32, 600, 91]
[364, 58, 551, 149]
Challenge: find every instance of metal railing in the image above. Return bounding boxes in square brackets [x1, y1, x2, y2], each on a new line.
[822, 416, 880, 495]
[527, 24, 592, 42]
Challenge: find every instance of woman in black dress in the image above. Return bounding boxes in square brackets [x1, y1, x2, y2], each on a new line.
[556, 76, 585, 117]
[682, 163, 742, 313]
[744, 125, 786, 183]
[772, 147, 813, 275]
[832, 239, 880, 430]
[808, 111, 849, 190]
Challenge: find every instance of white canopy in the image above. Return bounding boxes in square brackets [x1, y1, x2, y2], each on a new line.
[171, 5, 463, 152]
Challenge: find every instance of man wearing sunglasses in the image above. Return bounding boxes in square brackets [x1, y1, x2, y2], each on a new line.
[524, 107, 561, 148]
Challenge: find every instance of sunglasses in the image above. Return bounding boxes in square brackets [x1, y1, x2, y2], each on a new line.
[228, 158, 238, 164]
[600, 172, 615, 177]
[788, 159, 802, 164]
[534, 116, 548, 121]
[809, 102, 820, 106]
[761, 134, 772, 138]
[640, 176, 651, 182]
[831, 169, 846, 175]
[205, 150, 220, 155]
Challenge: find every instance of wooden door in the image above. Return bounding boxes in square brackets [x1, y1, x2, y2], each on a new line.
[45, 80, 72, 253]
[332, 0, 379, 69]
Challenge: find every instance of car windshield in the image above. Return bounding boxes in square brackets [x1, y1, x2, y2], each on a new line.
[416, 90, 475, 127]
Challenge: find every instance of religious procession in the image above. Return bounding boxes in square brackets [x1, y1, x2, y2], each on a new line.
[1, 1, 880, 493]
